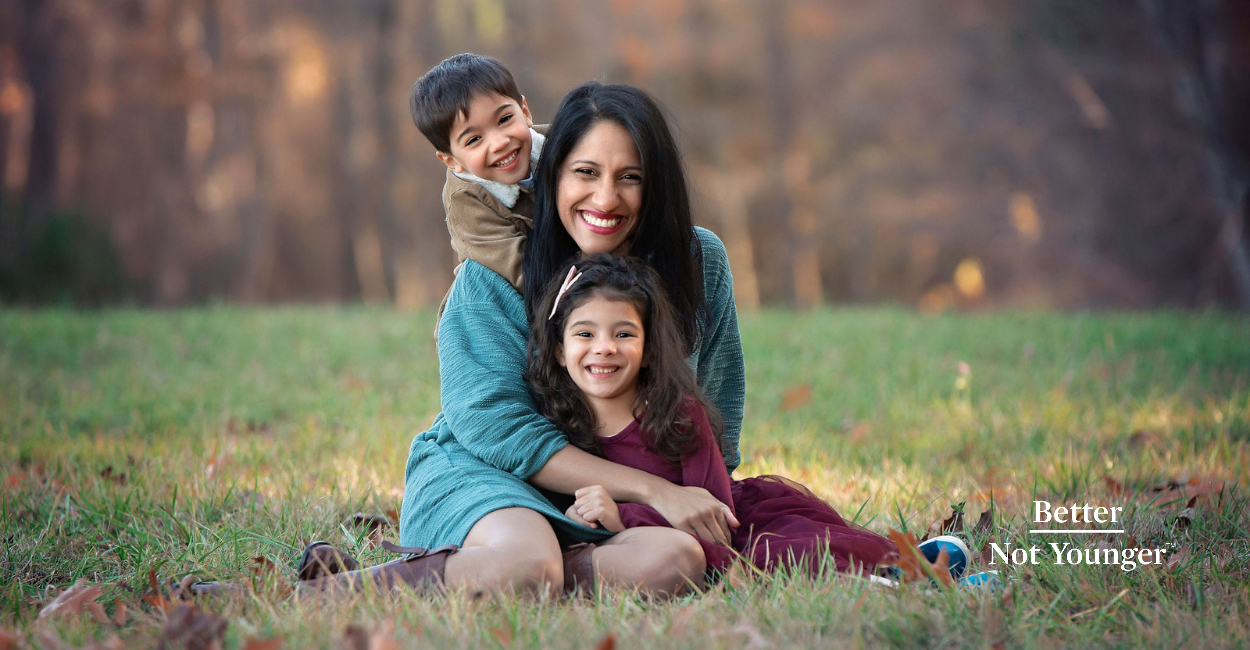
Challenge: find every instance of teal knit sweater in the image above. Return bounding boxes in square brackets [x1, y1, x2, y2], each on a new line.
[399, 227, 746, 548]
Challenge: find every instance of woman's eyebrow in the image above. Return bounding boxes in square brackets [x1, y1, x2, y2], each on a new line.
[568, 159, 600, 166]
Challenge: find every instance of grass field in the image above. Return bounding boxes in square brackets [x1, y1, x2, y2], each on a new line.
[2, 307, 1248, 649]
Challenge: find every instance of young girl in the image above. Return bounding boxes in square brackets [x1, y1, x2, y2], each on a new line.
[529, 253, 900, 578]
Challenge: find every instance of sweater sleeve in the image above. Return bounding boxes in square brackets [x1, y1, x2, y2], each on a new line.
[436, 263, 569, 478]
[694, 228, 746, 474]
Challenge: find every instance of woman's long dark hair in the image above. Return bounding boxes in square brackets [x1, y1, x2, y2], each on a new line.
[523, 81, 706, 356]
[528, 254, 722, 464]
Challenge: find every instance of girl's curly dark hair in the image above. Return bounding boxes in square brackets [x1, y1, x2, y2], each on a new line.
[527, 253, 722, 464]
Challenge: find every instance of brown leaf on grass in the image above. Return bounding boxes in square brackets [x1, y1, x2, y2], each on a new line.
[241, 637, 284, 650]
[490, 627, 512, 649]
[3, 472, 24, 489]
[1000, 585, 1015, 609]
[113, 598, 128, 626]
[385, 508, 400, 525]
[88, 601, 110, 625]
[1103, 475, 1128, 497]
[974, 506, 994, 537]
[348, 513, 395, 534]
[143, 570, 175, 613]
[593, 633, 616, 650]
[159, 604, 227, 650]
[204, 441, 230, 480]
[38, 580, 103, 620]
[848, 421, 872, 444]
[339, 622, 397, 650]
[1128, 429, 1160, 448]
[887, 529, 954, 587]
[780, 384, 812, 412]
[941, 503, 966, 535]
[99, 466, 126, 485]
[250, 556, 291, 598]
[0, 629, 20, 650]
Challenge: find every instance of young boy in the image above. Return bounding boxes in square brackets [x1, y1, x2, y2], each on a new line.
[408, 53, 546, 309]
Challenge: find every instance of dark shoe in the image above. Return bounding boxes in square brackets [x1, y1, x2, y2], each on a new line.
[297, 541, 361, 581]
[296, 542, 458, 594]
[561, 543, 596, 599]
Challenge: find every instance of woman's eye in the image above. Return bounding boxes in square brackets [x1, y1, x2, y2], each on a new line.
[621, 173, 642, 184]
[575, 168, 597, 177]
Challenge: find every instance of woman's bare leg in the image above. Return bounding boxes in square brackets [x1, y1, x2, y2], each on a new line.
[443, 507, 564, 597]
[593, 527, 706, 595]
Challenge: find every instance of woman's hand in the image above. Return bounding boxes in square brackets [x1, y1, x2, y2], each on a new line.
[569, 485, 624, 533]
[650, 484, 739, 546]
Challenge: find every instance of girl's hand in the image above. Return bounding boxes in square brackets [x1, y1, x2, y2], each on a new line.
[565, 503, 598, 529]
[572, 485, 625, 533]
[650, 484, 739, 547]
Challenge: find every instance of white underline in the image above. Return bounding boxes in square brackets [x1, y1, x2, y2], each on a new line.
[1030, 529, 1123, 534]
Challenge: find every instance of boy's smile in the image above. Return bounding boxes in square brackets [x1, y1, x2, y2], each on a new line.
[437, 92, 534, 185]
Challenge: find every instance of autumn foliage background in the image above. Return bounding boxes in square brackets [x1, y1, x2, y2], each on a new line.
[2, 0, 1248, 310]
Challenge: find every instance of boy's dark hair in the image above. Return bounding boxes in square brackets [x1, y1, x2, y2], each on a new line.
[528, 253, 723, 465]
[408, 53, 523, 153]
[523, 82, 707, 356]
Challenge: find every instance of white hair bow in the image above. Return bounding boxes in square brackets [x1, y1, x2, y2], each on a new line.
[548, 265, 584, 321]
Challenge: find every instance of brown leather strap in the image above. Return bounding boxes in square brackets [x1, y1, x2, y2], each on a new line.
[562, 543, 596, 598]
[380, 539, 459, 560]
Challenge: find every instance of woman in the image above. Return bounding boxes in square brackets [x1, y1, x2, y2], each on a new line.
[303, 82, 745, 597]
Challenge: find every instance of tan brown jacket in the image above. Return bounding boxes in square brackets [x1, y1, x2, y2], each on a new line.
[439, 125, 548, 320]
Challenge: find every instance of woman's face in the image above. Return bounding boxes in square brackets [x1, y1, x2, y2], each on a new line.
[557, 121, 644, 256]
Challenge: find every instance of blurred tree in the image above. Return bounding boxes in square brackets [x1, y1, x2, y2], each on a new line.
[1141, 0, 1250, 307]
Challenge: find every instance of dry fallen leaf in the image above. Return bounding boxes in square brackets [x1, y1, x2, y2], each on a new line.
[39, 580, 103, 620]
[490, 627, 512, 649]
[593, 633, 616, 650]
[143, 570, 175, 613]
[0, 628, 20, 650]
[241, 637, 285, 650]
[87, 601, 110, 625]
[780, 384, 813, 412]
[887, 529, 954, 587]
[941, 503, 966, 535]
[159, 604, 227, 650]
[113, 598, 128, 626]
[974, 506, 994, 537]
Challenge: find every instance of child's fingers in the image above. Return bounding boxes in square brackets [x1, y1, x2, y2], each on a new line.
[574, 485, 606, 499]
[721, 505, 740, 529]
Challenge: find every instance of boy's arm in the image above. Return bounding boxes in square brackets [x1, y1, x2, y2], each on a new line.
[445, 186, 527, 292]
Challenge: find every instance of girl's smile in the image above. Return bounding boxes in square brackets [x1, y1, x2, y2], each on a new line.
[557, 121, 644, 256]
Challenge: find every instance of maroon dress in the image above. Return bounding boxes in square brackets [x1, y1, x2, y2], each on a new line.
[598, 399, 898, 577]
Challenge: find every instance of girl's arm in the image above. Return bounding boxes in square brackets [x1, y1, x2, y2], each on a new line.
[607, 403, 735, 536]
[693, 228, 746, 474]
[437, 263, 738, 544]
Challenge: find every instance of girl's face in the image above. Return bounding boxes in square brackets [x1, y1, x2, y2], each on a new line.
[559, 295, 645, 407]
[557, 121, 644, 256]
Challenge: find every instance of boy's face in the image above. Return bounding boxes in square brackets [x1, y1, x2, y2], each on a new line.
[437, 92, 534, 185]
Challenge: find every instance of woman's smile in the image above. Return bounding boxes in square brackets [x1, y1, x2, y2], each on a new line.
[580, 209, 626, 234]
[558, 121, 644, 256]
